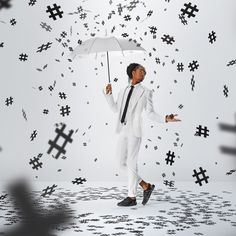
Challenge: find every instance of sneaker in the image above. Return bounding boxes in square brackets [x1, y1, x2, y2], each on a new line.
[142, 184, 155, 205]
[117, 197, 137, 207]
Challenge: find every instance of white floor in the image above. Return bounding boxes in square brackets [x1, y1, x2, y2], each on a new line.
[0, 181, 236, 236]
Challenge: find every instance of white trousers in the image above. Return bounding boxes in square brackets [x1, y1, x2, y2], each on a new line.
[116, 120, 142, 197]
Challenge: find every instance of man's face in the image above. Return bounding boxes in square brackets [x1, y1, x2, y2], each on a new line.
[132, 66, 146, 83]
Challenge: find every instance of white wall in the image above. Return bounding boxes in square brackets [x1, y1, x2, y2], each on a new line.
[0, 0, 235, 182]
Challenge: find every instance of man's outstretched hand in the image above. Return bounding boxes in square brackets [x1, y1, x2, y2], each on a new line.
[105, 83, 112, 94]
[165, 114, 181, 123]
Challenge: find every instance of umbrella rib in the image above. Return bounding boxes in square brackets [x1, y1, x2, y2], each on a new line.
[87, 37, 98, 54]
[113, 37, 125, 56]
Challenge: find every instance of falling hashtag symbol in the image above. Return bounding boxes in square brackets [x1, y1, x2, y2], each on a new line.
[41, 184, 57, 197]
[223, 85, 229, 97]
[208, 31, 216, 44]
[47, 124, 74, 159]
[72, 177, 87, 185]
[46, 3, 64, 20]
[188, 60, 199, 72]
[40, 22, 52, 32]
[19, 53, 28, 61]
[163, 180, 175, 187]
[30, 130, 37, 141]
[29, 156, 42, 170]
[180, 2, 199, 18]
[36, 42, 52, 52]
[195, 125, 209, 138]
[5, 96, 13, 106]
[192, 167, 209, 186]
[161, 34, 175, 45]
[28, 0, 36, 6]
[60, 105, 71, 116]
[165, 150, 175, 165]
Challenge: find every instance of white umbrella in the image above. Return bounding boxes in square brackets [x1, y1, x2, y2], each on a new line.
[70, 36, 146, 83]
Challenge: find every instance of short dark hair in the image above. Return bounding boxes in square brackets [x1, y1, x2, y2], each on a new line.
[126, 63, 141, 79]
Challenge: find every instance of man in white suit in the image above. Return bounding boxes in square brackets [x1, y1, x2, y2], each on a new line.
[103, 63, 181, 207]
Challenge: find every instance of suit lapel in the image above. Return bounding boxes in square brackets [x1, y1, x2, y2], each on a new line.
[118, 85, 129, 118]
[130, 85, 145, 113]
[118, 84, 145, 117]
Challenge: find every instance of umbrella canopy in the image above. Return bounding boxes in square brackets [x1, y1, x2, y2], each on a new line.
[70, 36, 146, 83]
[70, 36, 145, 57]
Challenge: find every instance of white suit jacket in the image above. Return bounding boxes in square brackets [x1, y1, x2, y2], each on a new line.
[102, 83, 166, 137]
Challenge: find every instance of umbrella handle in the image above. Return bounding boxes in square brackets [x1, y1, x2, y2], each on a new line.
[106, 51, 111, 83]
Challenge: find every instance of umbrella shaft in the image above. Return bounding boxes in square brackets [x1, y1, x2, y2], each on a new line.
[106, 51, 111, 83]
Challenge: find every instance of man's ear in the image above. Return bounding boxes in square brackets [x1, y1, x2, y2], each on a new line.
[132, 70, 135, 77]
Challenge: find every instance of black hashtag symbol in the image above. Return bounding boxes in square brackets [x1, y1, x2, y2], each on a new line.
[155, 57, 160, 64]
[0, 0, 12, 10]
[226, 169, 236, 175]
[161, 34, 175, 45]
[60, 105, 71, 116]
[36, 42, 52, 52]
[61, 31, 67, 38]
[178, 104, 183, 109]
[10, 18, 16, 25]
[59, 92, 67, 99]
[28, 0, 36, 6]
[43, 109, 49, 114]
[0, 193, 8, 200]
[195, 125, 209, 138]
[227, 59, 236, 67]
[181, 2, 199, 18]
[149, 26, 157, 34]
[179, 13, 188, 25]
[80, 12, 87, 20]
[121, 33, 129, 38]
[48, 85, 54, 91]
[19, 53, 28, 61]
[40, 22, 52, 32]
[41, 184, 57, 197]
[5, 96, 13, 106]
[117, 3, 123, 15]
[47, 124, 74, 159]
[72, 177, 87, 185]
[192, 167, 209, 186]
[77, 6, 83, 13]
[29, 157, 42, 170]
[124, 14, 131, 21]
[208, 31, 216, 44]
[163, 180, 175, 187]
[30, 130, 37, 141]
[219, 116, 236, 156]
[22, 108, 27, 121]
[46, 3, 64, 21]
[62, 42, 68, 48]
[0, 42, 4, 47]
[126, 0, 139, 11]
[223, 85, 229, 97]
[188, 60, 199, 72]
[177, 63, 184, 72]
[165, 150, 175, 165]
[190, 75, 195, 91]
[147, 10, 153, 17]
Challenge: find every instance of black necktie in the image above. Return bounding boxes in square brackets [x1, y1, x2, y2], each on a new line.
[121, 85, 134, 123]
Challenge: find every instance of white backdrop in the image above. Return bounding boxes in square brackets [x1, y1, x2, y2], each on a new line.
[0, 0, 235, 183]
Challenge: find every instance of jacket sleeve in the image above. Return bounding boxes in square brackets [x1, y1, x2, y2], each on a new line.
[102, 88, 119, 113]
[145, 90, 166, 123]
